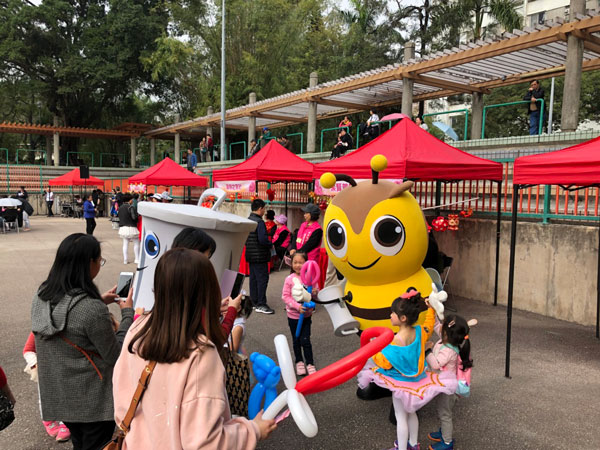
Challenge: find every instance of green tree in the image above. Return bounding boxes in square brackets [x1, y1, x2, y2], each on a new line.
[0, 0, 169, 157]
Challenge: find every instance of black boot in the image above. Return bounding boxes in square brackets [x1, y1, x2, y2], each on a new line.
[356, 382, 392, 400]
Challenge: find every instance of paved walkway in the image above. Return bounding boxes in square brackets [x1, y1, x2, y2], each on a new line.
[1, 217, 599, 449]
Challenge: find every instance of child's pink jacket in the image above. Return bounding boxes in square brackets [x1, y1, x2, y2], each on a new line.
[281, 273, 315, 320]
[425, 319, 459, 375]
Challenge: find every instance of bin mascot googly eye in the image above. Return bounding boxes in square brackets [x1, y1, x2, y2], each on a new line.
[318, 155, 446, 332]
[132, 189, 257, 311]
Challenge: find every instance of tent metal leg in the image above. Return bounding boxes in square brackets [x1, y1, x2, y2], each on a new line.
[505, 184, 519, 378]
[597, 219, 600, 338]
[285, 182, 288, 218]
[494, 180, 502, 306]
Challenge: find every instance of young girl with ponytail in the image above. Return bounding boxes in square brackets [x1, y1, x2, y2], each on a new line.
[425, 314, 473, 450]
[358, 289, 458, 450]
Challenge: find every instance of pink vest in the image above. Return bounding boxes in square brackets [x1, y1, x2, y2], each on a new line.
[297, 221, 322, 262]
[273, 225, 291, 248]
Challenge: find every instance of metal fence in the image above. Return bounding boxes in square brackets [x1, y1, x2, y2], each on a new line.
[2, 159, 600, 222]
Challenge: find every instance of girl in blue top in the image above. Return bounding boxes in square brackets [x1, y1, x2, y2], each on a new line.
[358, 289, 456, 450]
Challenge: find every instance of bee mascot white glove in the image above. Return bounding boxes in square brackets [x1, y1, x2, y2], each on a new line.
[428, 282, 448, 321]
[291, 277, 311, 303]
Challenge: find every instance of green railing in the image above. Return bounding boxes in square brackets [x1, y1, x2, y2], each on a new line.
[482, 100, 544, 139]
[66, 151, 94, 167]
[286, 132, 304, 154]
[100, 153, 128, 167]
[423, 109, 469, 141]
[355, 120, 394, 148]
[320, 126, 350, 153]
[229, 141, 247, 160]
[16, 149, 46, 165]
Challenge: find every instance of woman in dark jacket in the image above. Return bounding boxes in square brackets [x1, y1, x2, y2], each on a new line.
[31, 233, 134, 450]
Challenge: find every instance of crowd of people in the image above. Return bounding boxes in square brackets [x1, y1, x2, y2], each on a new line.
[0, 189, 476, 450]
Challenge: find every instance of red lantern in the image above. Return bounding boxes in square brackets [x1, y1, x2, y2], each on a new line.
[431, 216, 449, 232]
[447, 214, 459, 231]
[319, 201, 328, 211]
[228, 193, 235, 202]
[266, 188, 275, 202]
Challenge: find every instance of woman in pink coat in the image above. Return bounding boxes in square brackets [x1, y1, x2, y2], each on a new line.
[113, 248, 276, 449]
[290, 203, 323, 264]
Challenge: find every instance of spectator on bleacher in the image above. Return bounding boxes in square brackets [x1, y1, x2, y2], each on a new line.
[206, 134, 217, 161]
[248, 139, 259, 158]
[339, 116, 352, 129]
[200, 137, 211, 163]
[186, 148, 197, 172]
[331, 129, 353, 159]
[280, 136, 294, 152]
[414, 115, 428, 131]
[358, 110, 380, 140]
[523, 80, 544, 135]
[258, 127, 272, 150]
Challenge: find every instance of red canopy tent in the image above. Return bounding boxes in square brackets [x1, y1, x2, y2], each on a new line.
[128, 157, 208, 187]
[504, 137, 600, 378]
[213, 140, 315, 217]
[314, 118, 504, 307]
[213, 140, 315, 182]
[514, 135, 600, 185]
[49, 168, 104, 187]
[313, 118, 502, 181]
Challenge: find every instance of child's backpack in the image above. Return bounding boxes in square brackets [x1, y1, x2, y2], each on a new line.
[456, 358, 472, 397]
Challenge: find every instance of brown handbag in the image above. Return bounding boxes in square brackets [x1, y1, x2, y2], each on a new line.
[102, 361, 157, 450]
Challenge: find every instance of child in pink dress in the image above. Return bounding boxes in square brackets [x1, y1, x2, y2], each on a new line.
[425, 315, 472, 450]
[357, 290, 456, 450]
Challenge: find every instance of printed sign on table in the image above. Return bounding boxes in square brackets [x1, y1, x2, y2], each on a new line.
[214, 180, 256, 193]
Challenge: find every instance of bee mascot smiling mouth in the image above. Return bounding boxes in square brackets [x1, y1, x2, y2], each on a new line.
[319, 155, 441, 332]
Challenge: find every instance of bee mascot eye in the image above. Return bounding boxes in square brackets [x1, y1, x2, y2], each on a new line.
[326, 220, 348, 258]
[370, 215, 405, 256]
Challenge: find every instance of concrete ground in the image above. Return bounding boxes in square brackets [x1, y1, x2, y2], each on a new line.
[0, 217, 599, 450]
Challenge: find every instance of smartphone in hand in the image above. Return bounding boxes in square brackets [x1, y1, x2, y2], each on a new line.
[116, 272, 134, 300]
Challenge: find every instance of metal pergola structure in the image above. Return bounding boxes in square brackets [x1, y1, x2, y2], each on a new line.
[145, 14, 600, 138]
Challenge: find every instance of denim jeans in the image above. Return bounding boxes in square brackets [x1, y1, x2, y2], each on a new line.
[529, 109, 540, 135]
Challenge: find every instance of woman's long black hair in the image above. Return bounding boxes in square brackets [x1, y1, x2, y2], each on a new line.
[38, 233, 102, 304]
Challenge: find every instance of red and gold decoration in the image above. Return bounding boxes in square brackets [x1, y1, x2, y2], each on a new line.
[460, 207, 473, 218]
[266, 188, 276, 202]
[201, 195, 216, 209]
[447, 214, 459, 231]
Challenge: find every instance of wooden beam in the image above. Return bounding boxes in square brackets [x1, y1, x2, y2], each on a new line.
[571, 29, 600, 54]
[404, 73, 490, 93]
[251, 112, 306, 123]
[408, 18, 600, 75]
[309, 96, 373, 110]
